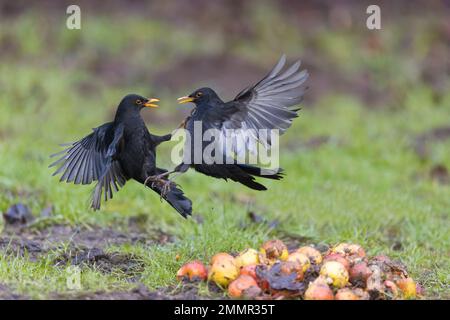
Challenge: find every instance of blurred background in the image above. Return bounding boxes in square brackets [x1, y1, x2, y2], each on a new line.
[1, 0, 449, 111]
[0, 0, 449, 298]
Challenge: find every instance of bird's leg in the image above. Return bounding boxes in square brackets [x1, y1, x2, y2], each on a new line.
[156, 171, 186, 198]
[160, 180, 174, 198]
[143, 170, 173, 188]
[143, 171, 179, 199]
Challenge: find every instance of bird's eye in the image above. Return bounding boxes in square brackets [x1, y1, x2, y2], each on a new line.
[136, 99, 142, 105]
[195, 92, 203, 98]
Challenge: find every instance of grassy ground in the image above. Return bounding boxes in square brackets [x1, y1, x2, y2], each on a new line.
[0, 1, 449, 299]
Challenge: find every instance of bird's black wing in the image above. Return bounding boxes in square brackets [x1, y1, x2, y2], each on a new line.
[50, 122, 127, 210]
[208, 54, 308, 156]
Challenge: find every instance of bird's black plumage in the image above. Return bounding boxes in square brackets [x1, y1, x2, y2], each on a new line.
[165, 55, 308, 190]
[50, 94, 192, 218]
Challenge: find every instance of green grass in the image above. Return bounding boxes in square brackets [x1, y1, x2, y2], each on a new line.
[0, 4, 449, 299]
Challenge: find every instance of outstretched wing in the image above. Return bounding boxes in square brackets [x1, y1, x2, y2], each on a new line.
[49, 122, 127, 210]
[209, 54, 308, 156]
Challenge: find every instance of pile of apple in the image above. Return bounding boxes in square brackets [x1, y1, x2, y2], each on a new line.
[176, 240, 422, 300]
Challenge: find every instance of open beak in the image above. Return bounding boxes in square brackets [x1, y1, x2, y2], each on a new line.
[144, 98, 160, 108]
[177, 96, 195, 104]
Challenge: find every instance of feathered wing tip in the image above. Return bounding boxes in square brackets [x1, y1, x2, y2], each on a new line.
[254, 53, 309, 108]
[89, 162, 127, 211]
[228, 54, 309, 154]
[91, 183, 102, 211]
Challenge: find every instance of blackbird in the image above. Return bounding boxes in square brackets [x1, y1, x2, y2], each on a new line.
[49, 94, 192, 218]
[149, 55, 308, 190]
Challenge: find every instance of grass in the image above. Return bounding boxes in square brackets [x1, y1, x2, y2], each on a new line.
[0, 3, 449, 299]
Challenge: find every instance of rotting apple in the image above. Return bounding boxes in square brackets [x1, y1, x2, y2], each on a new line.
[296, 246, 323, 265]
[259, 239, 289, 264]
[228, 275, 261, 299]
[335, 288, 360, 300]
[353, 288, 370, 300]
[279, 261, 305, 281]
[287, 252, 311, 273]
[208, 255, 239, 287]
[240, 264, 258, 280]
[332, 243, 366, 258]
[384, 280, 399, 299]
[372, 254, 391, 264]
[396, 277, 417, 299]
[349, 261, 372, 284]
[366, 265, 384, 295]
[211, 252, 234, 265]
[331, 243, 366, 265]
[176, 260, 208, 282]
[235, 248, 259, 269]
[304, 277, 334, 300]
[320, 261, 349, 288]
[323, 253, 350, 271]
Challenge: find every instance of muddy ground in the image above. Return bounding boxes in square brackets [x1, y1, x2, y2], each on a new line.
[0, 203, 318, 300]
[0, 209, 196, 300]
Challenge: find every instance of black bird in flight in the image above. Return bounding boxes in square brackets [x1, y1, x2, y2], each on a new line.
[149, 55, 308, 191]
[50, 94, 192, 218]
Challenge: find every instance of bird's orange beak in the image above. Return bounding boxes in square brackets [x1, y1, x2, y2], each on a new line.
[144, 98, 159, 108]
[177, 96, 195, 104]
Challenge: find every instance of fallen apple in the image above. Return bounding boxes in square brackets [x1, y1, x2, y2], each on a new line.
[259, 239, 289, 264]
[331, 243, 366, 265]
[296, 246, 323, 265]
[320, 261, 349, 288]
[349, 261, 372, 284]
[287, 252, 311, 273]
[235, 248, 259, 269]
[211, 252, 234, 265]
[335, 288, 359, 300]
[396, 277, 417, 299]
[241, 285, 263, 299]
[384, 280, 399, 299]
[279, 261, 304, 281]
[366, 265, 384, 296]
[228, 275, 261, 298]
[323, 253, 350, 271]
[240, 264, 258, 280]
[176, 260, 208, 282]
[332, 243, 366, 258]
[254, 263, 304, 293]
[208, 255, 239, 287]
[372, 254, 391, 264]
[304, 278, 334, 300]
[353, 288, 370, 300]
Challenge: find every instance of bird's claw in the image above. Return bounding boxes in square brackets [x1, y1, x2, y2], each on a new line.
[144, 174, 163, 187]
[160, 180, 173, 198]
[143, 175, 155, 188]
[144, 175, 176, 199]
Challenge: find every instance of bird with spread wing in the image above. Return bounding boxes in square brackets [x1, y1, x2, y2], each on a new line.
[148, 55, 309, 192]
[50, 94, 192, 218]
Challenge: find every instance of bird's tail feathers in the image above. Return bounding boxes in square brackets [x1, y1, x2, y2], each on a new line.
[237, 164, 284, 180]
[150, 182, 192, 218]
